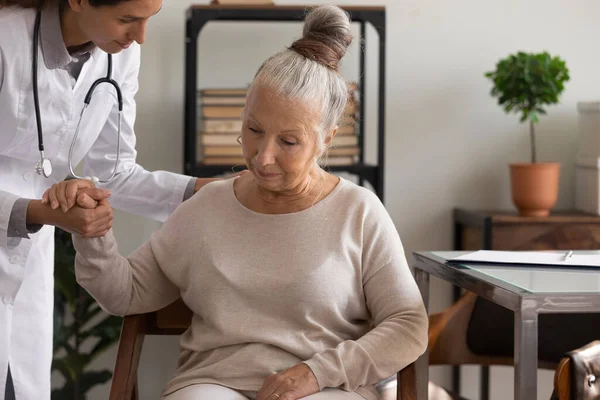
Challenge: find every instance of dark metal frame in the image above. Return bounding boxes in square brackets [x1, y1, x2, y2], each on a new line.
[452, 208, 492, 400]
[184, 5, 387, 201]
[412, 251, 600, 400]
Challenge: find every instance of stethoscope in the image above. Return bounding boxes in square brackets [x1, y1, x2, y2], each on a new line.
[32, 10, 123, 184]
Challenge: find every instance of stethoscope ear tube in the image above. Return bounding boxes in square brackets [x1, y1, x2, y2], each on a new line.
[32, 11, 44, 153]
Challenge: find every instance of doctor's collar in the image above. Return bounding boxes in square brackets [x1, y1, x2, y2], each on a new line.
[40, 2, 95, 70]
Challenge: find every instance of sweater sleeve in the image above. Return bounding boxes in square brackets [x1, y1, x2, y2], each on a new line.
[303, 259, 428, 391]
[303, 191, 428, 391]
[73, 225, 181, 317]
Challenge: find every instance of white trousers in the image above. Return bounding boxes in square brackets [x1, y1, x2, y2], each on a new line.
[164, 384, 365, 400]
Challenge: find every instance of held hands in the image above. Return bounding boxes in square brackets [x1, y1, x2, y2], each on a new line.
[256, 363, 320, 400]
[41, 179, 113, 238]
[42, 179, 110, 212]
[52, 197, 113, 238]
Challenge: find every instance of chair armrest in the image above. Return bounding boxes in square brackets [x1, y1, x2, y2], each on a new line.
[397, 363, 416, 400]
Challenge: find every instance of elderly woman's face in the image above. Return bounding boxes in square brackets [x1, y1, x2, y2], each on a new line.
[241, 84, 321, 192]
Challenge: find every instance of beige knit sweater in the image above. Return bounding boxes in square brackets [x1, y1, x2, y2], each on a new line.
[73, 177, 428, 399]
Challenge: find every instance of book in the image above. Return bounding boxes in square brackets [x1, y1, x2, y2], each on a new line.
[199, 88, 248, 96]
[202, 156, 247, 165]
[326, 147, 360, 157]
[330, 135, 357, 147]
[202, 120, 244, 132]
[203, 106, 245, 119]
[200, 97, 246, 106]
[211, 0, 274, 4]
[320, 155, 359, 166]
[200, 134, 241, 146]
[203, 146, 244, 157]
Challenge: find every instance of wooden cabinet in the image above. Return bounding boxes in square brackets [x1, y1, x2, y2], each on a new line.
[454, 208, 600, 251]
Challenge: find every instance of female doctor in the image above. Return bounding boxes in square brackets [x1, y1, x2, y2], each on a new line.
[0, 0, 231, 398]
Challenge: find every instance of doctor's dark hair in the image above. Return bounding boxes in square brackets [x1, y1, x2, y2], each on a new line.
[0, 0, 129, 9]
[248, 5, 353, 160]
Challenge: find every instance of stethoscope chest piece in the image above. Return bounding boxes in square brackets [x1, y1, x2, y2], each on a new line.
[35, 155, 52, 178]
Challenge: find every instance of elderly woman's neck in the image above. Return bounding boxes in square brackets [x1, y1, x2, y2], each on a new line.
[257, 174, 325, 204]
[256, 170, 325, 205]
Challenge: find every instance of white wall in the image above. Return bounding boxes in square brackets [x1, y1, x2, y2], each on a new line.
[79, 0, 600, 399]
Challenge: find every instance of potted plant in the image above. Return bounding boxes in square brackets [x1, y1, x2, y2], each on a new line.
[485, 51, 570, 216]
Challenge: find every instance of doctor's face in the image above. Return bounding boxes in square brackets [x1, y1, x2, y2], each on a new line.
[72, 0, 162, 54]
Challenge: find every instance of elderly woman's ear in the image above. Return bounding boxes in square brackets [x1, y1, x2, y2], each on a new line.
[324, 126, 339, 146]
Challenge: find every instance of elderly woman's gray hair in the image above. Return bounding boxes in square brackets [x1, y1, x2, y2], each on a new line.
[248, 5, 354, 161]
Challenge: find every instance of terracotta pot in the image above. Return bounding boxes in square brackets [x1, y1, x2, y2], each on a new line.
[509, 163, 560, 217]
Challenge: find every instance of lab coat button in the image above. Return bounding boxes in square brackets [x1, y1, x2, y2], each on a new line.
[23, 171, 32, 181]
[55, 129, 64, 136]
[2, 297, 12, 305]
[9, 255, 20, 264]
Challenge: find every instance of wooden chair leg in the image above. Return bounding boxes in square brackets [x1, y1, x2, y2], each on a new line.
[132, 380, 139, 400]
[397, 363, 417, 400]
[110, 315, 146, 400]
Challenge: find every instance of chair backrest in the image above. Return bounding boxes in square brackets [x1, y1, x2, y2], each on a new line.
[428, 292, 514, 367]
[553, 340, 600, 400]
[109, 299, 418, 400]
[429, 292, 557, 369]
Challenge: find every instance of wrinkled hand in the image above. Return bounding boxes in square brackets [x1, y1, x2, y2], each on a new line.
[52, 198, 113, 238]
[42, 179, 111, 212]
[256, 363, 320, 400]
[194, 170, 249, 193]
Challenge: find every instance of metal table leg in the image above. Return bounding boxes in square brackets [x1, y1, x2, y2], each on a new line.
[414, 268, 430, 400]
[514, 301, 538, 400]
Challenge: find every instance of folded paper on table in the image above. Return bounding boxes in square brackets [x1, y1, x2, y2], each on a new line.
[449, 250, 600, 268]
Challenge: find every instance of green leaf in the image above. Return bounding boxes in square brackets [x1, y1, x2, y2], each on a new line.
[53, 352, 91, 381]
[51, 385, 80, 400]
[529, 111, 539, 123]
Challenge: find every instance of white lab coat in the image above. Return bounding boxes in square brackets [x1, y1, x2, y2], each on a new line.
[0, 7, 191, 399]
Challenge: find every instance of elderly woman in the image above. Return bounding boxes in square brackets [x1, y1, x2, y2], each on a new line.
[71, 5, 427, 400]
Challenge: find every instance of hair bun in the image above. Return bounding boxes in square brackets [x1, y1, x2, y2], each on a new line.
[289, 5, 352, 71]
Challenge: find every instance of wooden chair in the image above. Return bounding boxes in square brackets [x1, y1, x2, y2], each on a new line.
[427, 291, 557, 370]
[109, 298, 419, 400]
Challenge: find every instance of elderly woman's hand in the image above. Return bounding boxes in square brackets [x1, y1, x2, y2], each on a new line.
[256, 363, 319, 400]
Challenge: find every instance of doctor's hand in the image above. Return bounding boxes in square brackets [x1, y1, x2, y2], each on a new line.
[256, 363, 320, 400]
[194, 170, 249, 193]
[42, 179, 111, 212]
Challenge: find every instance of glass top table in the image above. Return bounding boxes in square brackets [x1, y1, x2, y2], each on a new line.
[432, 250, 600, 294]
[411, 250, 600, 400]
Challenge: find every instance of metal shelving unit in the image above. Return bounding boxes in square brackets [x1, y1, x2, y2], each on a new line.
[184, 4, 386, 201]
